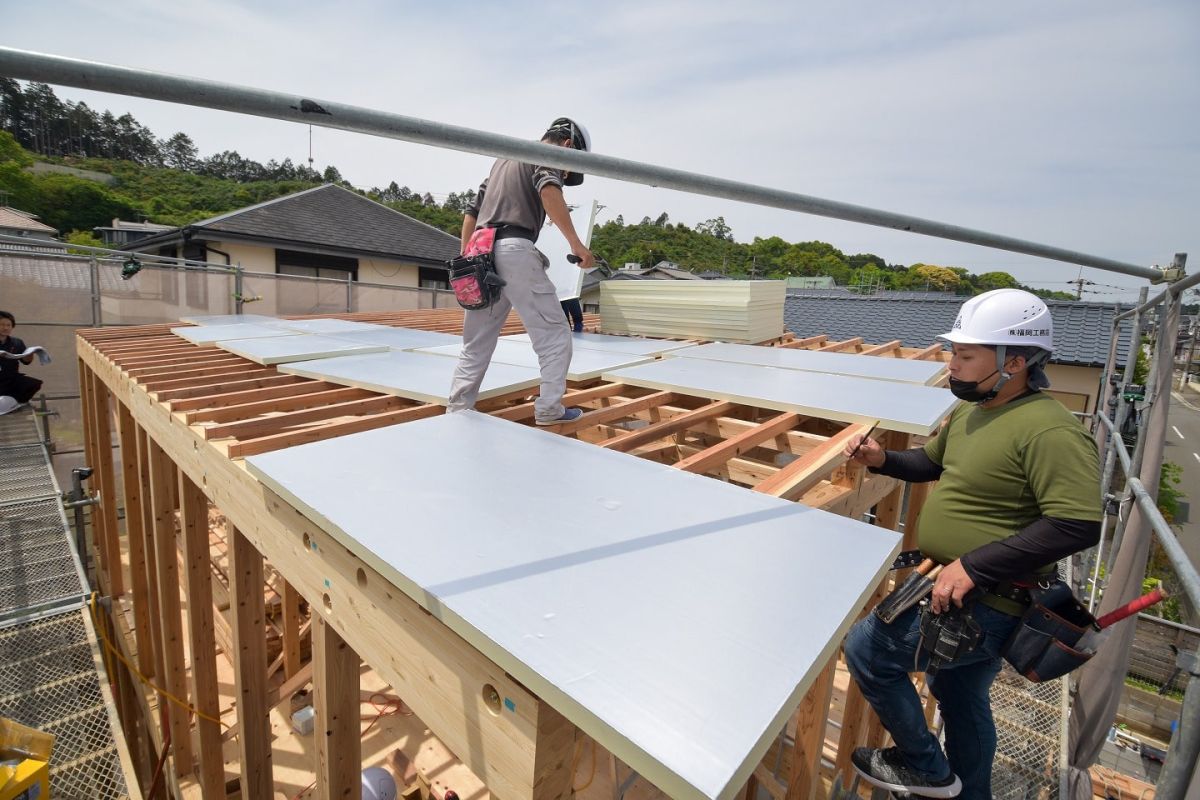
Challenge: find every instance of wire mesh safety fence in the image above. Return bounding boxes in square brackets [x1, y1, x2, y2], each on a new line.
[0, 610, 129, 800]
[0, 246, 448, 455]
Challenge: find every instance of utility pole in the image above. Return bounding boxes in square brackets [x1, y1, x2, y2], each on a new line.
[1181, 317, 1198, 390]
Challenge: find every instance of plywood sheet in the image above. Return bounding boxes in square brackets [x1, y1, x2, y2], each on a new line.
[503, 331, 694, 357]
[171, 323, 301, 346]
[215, 334, 388, 365]
[245, 412, 899, 800]
[670, 342, 946, 385]
[604, 358, 957, 435]
[416, 339, 653, 381]
[328, 327, 463, 350]
[177, 313, 278, 325]
[278, 350, 539, 404]
[266, 318, 383, 335]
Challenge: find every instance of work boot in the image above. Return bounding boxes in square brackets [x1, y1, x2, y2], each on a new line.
[851, 747, 961, 798]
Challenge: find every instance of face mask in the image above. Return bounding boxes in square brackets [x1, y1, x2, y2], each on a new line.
[948, 370, 998, 402]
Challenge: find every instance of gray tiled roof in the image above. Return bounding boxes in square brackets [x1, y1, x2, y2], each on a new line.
[783, 294, 1135, 368]
[128, 185, 459, 266]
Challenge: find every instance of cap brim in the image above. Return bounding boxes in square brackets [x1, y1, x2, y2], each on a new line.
[937, 331, 985, 344]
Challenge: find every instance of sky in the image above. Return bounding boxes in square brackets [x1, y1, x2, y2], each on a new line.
[4, 1, 1198, 303]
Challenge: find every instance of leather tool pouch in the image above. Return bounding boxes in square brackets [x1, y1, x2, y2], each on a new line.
[918, 602, 983, 675]
[1001, 580, 1095, 683]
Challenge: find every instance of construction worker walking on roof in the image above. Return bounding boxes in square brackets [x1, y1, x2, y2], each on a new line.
[841, 289, 1102, 799]
[447, 117, 595, 425]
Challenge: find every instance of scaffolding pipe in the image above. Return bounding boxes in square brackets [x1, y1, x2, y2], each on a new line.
[0, 46, 1167, 283]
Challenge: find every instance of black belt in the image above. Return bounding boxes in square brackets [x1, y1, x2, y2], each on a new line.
[990, 581, 1032, 606]
[489, 224, 535, 241]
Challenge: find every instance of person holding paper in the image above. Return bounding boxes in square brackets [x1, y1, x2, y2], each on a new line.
[0, 311, 44, 408]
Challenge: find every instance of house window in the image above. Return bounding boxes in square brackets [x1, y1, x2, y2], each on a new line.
[418, 266, 449, 290]
[275, 249, 359, 314]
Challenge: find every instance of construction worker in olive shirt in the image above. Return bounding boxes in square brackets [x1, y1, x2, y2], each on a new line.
[842, 289, 1102, 799]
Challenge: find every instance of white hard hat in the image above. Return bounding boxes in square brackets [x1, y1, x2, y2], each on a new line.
[938, 288, 1054, 354]
[362, 767, 397, 800]
[0, 396, 19, 416]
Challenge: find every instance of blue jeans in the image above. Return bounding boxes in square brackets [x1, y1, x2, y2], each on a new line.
[844, 601, 1020, 800]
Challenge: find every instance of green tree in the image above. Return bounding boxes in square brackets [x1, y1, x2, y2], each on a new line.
[161, 132, 198, 171]
[908, 263, 963, 292]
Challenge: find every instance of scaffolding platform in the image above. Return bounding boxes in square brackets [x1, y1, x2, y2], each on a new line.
[0, 407, 136, 798]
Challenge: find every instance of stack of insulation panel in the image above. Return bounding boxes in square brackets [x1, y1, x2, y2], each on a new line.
[599, 280, 786, 343]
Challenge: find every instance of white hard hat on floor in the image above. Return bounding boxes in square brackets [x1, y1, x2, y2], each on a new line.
[0, 396, 19, 416]
[938, 288, 1054, 354]
[361, 767, 397, 800]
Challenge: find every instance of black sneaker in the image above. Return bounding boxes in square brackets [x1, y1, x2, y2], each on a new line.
[851, 747, 961, 798]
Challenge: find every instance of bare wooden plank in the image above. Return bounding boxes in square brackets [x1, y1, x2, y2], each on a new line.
[184, 384, 360, 424]
[314, 615, 360, 800]
[135, 428, 165, 682]
[776, 334, 828, 350]
[674, 411, 801, 475]
[489, 382, 630, 421]
[600, 400, 736, 452]
[816, 337, 863, 353]
[859, 340, 903, 357]
[128, 357, 249, 380]
[784, 657, 836, 800]
[556, 390, 677, 435]
[178, 473, 225, 794]
[147, 439, 195, 776]
[116, 405, 155, 677]
[143, 366, 276, 392]
[913, 343, 944, 361]
[90, 373, 125, 598]
[225, 403, 443, 459]
[754, 423, 870, 501]
[228, 523, 273, 799]
[282, 581, 303, 679]
[161, 374, 309, 405]
[202, 393, 405, 441]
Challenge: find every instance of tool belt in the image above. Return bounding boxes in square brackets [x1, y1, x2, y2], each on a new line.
[449, 228, 506, 311]
[488, 224, 536, 241]
[1001, 579, 1096, 683]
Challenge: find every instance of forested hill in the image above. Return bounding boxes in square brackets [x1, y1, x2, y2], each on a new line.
[0, 79, 1072, 298]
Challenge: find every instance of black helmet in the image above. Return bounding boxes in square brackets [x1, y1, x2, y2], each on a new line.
[545, 117, 591, 185]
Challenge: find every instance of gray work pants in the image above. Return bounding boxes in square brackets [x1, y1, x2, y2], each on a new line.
[447, 238, 572, 422]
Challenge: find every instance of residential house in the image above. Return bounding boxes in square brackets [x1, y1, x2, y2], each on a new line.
[784, 293, 1135, 414]
[0, 206, 61, 251]
[122, 184, 459, 316]
[93, 218, 174, 247]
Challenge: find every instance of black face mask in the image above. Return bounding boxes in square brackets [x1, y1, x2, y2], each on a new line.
[948, 370, 999, 402]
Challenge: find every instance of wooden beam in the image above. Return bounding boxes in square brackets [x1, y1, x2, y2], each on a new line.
[80, 335, 600, 800]
[116, 405, 155, 677]
[202, 393, 405, 441]
[160, 374, 307, 405]
[776, 335, 828, 350]
[225, 403, 443, 458]
[674, 411, 801, 474]
[784, 656, 836, 800]
[147, 439, 195, 776]
[178, 473, 226, 795]
[282, 580, 303, 679]
[913, 343, 944, 361]
[600, 400, 736, 452]
[228, 523, 273, 800]
[135, 428, 165, 682]
[314, 615, 361, 800]
[556, 390, 677, 435]
[185, 384, 363, 424]
[816, 337, 863, 353]
[142, 366, 275, 392]
[78, 362, 111, 594]
[489, 382, 630, 422]
[754, 422, 870, 501]
[859, 340, 902, 357]
[94, 371, 126, 597]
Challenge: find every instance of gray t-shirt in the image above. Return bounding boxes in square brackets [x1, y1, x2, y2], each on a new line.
[466, 159, 565, 242]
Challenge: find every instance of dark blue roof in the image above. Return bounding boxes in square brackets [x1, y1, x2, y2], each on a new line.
[783, 294, 1135, 368]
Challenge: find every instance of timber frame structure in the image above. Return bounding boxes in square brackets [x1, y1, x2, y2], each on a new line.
[77, 309, 950, 800]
